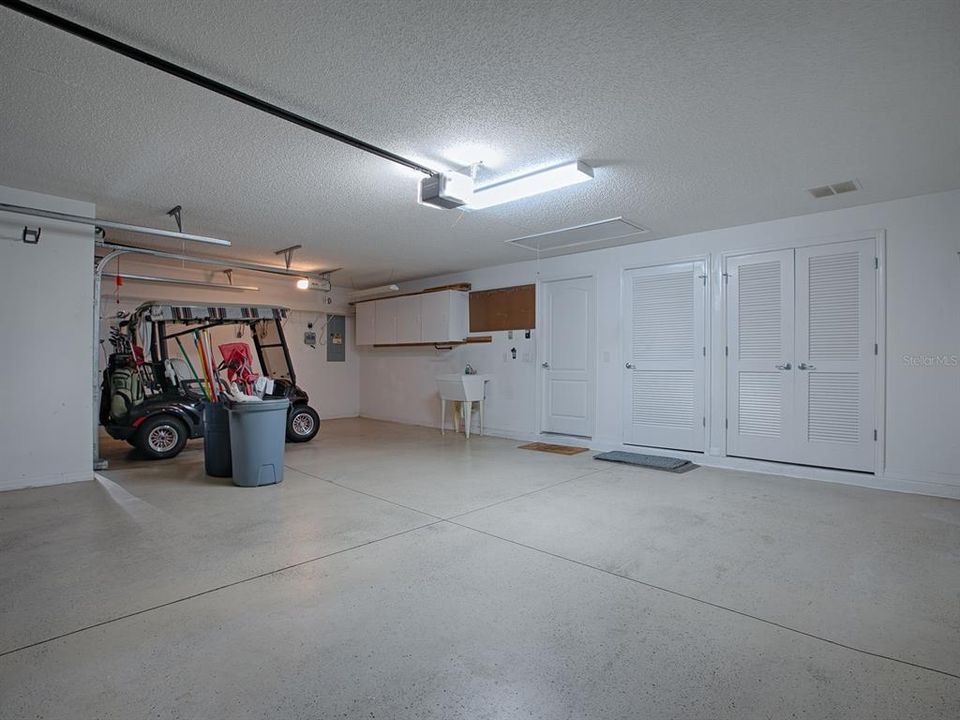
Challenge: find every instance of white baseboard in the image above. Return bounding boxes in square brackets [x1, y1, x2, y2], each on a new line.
[0, 470, 94, 493]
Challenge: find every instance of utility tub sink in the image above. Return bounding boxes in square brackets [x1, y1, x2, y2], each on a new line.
[435, 374, 492, 437]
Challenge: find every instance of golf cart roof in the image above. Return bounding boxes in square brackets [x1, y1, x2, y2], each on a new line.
[132, 301, 288, 324]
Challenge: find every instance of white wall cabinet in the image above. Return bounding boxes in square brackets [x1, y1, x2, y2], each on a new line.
[355, 301, 376, 346]
[395, 295, 422, 343]
[355, 290, 468, 345]
[374, 299, 399, 344]
[421, 290, 468, 343]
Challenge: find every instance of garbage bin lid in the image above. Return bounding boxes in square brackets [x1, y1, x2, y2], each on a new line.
[226, 398, 291, 413]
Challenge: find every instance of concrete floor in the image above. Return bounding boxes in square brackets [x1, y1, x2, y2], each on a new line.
[1, 418, 958, 719]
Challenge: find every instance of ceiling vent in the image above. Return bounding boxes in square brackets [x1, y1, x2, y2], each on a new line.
[505, 217, 649, 255]
[808, 179, 861, 199]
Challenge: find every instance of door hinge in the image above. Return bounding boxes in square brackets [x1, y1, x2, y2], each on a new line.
[703, 346, 706, 356]
[874, 429, 878, 441]
[725, 345, 729, 357]
[698, 274, 707, 285]
[725, 418, 729, 429]
[874, 257, 879, 270]
[702, 416, 706, 427]
[874, 343, 878, 355]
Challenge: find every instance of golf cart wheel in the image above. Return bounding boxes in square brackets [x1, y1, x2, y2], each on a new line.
[136, 415, 188, 460]
[287, 405, 320, 442]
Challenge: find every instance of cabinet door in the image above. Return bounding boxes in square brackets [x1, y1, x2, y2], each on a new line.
[395, 295, 422, 343]
[420, 292, 450, 343]
[448, 291, 469, 341]
[374, 299, 398, 344]
[355, 302, 376, 346]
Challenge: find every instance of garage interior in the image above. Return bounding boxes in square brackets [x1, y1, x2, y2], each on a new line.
[1, 1, 959, 718]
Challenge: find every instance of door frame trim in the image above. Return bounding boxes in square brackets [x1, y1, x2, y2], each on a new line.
[619, 257, 711, 450]
[536, 273, 598, 438]
[718, 230, 886, 474]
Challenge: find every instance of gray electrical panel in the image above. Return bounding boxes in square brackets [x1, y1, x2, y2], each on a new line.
[326, 314, 345, 362]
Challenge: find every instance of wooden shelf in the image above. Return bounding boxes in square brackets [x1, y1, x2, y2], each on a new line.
[372, 335, 492, 348]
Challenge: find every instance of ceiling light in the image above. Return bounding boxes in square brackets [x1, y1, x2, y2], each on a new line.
[348, 284, 400, 302]
[296, 278, 310, 290]
[466, 161, 594, 210]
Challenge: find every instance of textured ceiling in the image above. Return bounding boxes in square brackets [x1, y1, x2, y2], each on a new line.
[1, 0, 958, 286]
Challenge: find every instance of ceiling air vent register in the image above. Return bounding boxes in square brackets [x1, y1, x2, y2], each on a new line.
[808, 180, 861, 199]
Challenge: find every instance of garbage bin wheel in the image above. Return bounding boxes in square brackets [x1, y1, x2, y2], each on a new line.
[136, 415, 188, 460]
[286, 405, 320, 442]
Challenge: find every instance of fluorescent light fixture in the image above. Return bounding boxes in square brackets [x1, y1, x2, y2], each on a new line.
[296, 277, 310, 290]
[466, 161, 593, 209]
[348, 284, 400, 302]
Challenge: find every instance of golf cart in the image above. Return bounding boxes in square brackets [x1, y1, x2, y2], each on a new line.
[100, 301, 320, 459]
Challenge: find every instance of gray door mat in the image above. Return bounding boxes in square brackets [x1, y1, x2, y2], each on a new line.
[594, 451, 699, 473]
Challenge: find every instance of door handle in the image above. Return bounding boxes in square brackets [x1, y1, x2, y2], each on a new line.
[541, 362, 550, 369]
[775, 362, 792, 370]
[798, 362, 816, 370]
[625, 362, 636, 369]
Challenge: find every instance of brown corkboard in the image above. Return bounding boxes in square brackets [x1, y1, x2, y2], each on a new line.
[469, 284, 536, 332]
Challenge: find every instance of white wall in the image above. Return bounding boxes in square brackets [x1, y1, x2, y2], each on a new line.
[359, 189, 960, 498]
[97, 258, 359, 420]
[0, 186, 95, 490]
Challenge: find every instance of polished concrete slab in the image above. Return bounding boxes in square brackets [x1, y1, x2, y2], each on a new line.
[1, 418, 958, 719]
[458, 463, 960, 675]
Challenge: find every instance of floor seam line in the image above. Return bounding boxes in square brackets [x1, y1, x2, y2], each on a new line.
[286, 463, 607, 523]
[445, 519, 960, 680]
[0, 519, 442, 659]
[443, 469, 607, 521]
[283, 464, 445, 520]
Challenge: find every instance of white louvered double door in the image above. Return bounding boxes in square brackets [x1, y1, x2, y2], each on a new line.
[622, 261, 707, 451]
[726, 239, 877, 471]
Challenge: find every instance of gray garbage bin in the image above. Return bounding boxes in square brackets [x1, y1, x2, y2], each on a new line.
[203, 402, 232, 477]
[226, 398, 290, 487]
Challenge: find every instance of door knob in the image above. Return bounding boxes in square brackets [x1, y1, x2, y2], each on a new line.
[541, 362, 550, 369]
[775, 362, 792, 370]
[798, 362, 816, 370]
[625, 362, 636, 369]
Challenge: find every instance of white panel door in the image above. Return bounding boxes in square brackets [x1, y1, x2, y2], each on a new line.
[726, 250, 797, 463]
[795, 239, 876, 471]
[541, 276, 595, 437]
[622, 261, 707, 451]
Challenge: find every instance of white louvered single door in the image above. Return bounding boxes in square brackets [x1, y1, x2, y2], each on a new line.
[726, 250, 797, 463]
[622, 261, 707, 451]
[795, 240, 876, 471]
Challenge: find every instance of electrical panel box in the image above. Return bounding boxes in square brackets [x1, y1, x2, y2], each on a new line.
[327, 314, 345, 362]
